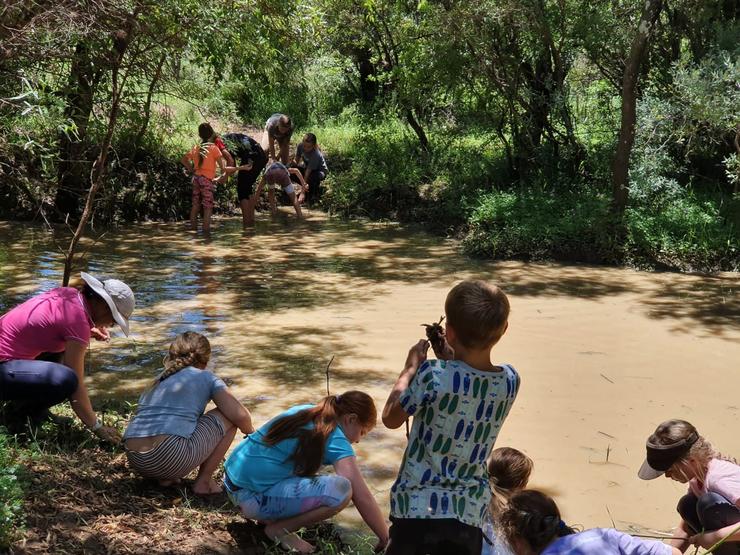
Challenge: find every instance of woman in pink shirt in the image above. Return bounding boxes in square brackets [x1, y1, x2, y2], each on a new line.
[0, 272, 135, 442]
[639, 419, 740, 555]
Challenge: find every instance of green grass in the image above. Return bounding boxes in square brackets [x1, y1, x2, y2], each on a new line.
[0, 428, 25, 550]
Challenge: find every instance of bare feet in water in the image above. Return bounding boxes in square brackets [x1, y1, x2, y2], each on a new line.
[264, 524, 315, 553]
[191, 478, 223, 495]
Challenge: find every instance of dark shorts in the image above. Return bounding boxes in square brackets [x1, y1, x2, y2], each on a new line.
[236, 148, 268, 201]
[385, 517, 483, 555]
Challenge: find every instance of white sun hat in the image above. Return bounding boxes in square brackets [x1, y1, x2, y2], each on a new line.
[80, 272, 135, 336]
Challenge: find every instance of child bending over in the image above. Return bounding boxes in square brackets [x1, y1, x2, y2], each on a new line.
[639, 419, 740, 554]
[224, 391, 388, 554]
[501, 490, 681, 555]
[483, 447, 533, 555]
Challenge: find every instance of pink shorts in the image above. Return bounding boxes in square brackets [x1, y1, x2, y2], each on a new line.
[192, 175, 215, 210]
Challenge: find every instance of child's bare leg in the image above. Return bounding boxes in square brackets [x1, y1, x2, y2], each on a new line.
[268, 189, 277, 215]
[264, 498, 350, 553]
[202, 206, 212, 234]
[192, 409, 237, 495]
[240, 199, 254, 227]
[190, 202, 199, 230]
[289, 192, 302, 219]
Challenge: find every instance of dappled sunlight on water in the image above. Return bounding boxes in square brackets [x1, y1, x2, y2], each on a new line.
[0, 213, 738, 534]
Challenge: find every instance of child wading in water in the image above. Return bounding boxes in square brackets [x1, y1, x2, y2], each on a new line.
[382, 280, 521, 555]
[123, 332, 253, 494]
[501, 490, 681, 555]
[255, 161, 308, 220]
[639, 419, 740, 554]
[483, 447, 533, 555]
[224, 391, 389, 553]
[181, 122, 227, 234]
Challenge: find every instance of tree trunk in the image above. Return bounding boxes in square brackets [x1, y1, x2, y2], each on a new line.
[55, 42, 99, 221]
[62, 30, 131, 286]
[405, 108, 429, 151]
[611, 0, 663, 215]
[133, 53, 167, 153]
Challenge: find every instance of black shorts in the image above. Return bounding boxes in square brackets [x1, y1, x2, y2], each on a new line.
[236, 149, 268, 201]
[385, 517, 483, 555]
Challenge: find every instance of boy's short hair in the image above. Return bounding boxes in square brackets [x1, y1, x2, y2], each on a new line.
[303, 132, 317, 144]
[445, 280, 509, 349]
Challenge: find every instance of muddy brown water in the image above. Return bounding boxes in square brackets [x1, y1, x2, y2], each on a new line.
[1, 213, 738, 538]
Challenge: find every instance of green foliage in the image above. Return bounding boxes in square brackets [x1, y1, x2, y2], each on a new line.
[626, 192, 739, 272]
[462, 188, 619, 263]
[0, 429, 24, 550]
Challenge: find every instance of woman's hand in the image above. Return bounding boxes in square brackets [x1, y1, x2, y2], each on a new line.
[95, 425, 122, 444]
[90, 326, 110, 342]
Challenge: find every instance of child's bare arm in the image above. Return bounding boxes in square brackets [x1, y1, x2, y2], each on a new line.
[334, 457, 389, 549]
[220, 148, 234, 167]
[212, 388, 254, 435]
[181, 153, 193, 173]
[382, 340, 428, 429]
[288, 167, 308, 190]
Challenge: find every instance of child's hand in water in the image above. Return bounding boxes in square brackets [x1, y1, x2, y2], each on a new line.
[404, 339, 429, 370]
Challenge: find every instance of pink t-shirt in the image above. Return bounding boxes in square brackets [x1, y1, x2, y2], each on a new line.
[0, 287, 93, 361]
[689, 458, 740, 504]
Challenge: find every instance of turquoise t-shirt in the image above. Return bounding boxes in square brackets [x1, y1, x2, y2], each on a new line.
[225, 404, 355, 493]
[390, 360, 520, 527]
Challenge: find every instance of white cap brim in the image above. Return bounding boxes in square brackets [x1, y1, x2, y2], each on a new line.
[80, 272, 131, 336]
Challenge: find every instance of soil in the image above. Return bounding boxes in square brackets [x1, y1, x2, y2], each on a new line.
[8, 441, 346, 554]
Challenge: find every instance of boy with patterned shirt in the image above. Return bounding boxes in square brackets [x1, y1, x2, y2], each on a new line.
[382, 280, 521, 555]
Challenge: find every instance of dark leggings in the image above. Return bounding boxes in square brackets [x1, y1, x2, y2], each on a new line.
[678, 492, 740, 554]
[305, 170, 326, 205]
[0, 356, 78, 416]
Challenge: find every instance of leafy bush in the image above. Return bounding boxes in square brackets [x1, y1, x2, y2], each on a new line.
[626, 192, 739, 271]
[462, 188, 619, 263]
[0, 430, 24, 550]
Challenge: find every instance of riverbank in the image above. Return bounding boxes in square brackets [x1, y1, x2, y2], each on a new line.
[1, 214, 738, 553]
[0, 406, 365, 554]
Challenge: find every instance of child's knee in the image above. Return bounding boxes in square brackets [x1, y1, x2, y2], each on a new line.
[331, 476, 352, 508]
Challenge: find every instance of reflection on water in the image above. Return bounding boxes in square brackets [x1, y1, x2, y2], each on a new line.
[0, 214, 738, 533]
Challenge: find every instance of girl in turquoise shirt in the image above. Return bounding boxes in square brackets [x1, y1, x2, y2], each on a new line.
[224, 391, 389, 553]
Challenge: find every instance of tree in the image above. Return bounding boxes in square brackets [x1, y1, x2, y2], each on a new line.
[611, 0, 663, 215]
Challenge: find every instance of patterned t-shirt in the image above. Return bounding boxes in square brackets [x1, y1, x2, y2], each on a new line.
[390, 359, 520, 527]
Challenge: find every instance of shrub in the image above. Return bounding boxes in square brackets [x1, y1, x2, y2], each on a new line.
[462, 188, 619, 263]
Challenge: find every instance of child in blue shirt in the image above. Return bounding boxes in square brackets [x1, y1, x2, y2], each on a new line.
[500, 490, 681, 555]
[224, 391, 388, 553]
[382, 280, 521, 555]
[124, 332, 253, 495]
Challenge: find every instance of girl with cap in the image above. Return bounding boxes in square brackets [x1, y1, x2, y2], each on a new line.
[639, 419, 740, 554]
[254, 161, 307, 220]
[0, 272, 135, 442]
[500, 490, 681, 555]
